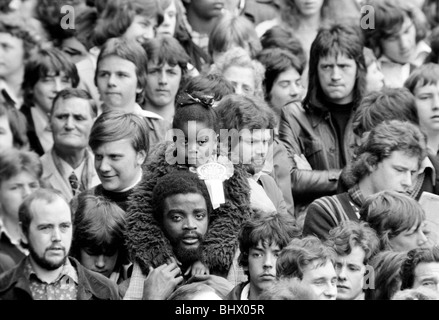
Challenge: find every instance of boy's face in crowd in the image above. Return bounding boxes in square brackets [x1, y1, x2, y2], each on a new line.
[0, 32, 25, 79]
[412, 262, 439, 292]
[317, 53, 357, 105]
[23, 197, 72, 271]
[0, 171, 39, 222]
[123, 15, 157, 44]
[0, 115, 13, 152]
[335, 246, 366, 300]
[390, 222, 428, 252]
[157, 0, 178, 37]
[269, 67, 303, 112]
[80, 249, 119, 278]
[51, 97, 95, 151]
[381, 15, 416, 65]
[248, 240, 280, 297]
[175, 121, 217, 167]
[365, 61, 385, 93]
[223, 65, 256, 96]
[96, 55, 142, 110]
[413, 82, 439, 134]
[367, 150, 419, 195]
[33, 71, 73, 114]
[162, 192, 208, 265]
[93, 138, 146, 192]
[299, 259, 337, 300]
[145, 61, 182, 109]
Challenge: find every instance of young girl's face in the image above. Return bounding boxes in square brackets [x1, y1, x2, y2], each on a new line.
[175, 120, 217, 167]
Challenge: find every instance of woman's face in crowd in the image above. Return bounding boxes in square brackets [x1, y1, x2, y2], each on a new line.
[269, 67, 303, 112]
[0, 115, 13, 152]
[156, 0, 178, 37]
[33, 71, 73, 114]
[380, 15, 417, 65]
[294, 0, 324, 17]
[223, 65, 256, 96]
[389, 221, 429, 252]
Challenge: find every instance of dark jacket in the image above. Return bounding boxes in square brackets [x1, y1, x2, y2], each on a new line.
[0, 257, 120, 300]
[278, 100, 355, 210]
[302, 187, 363, 240]
[226, 281, 248, 300]
[19, 103, 45, 156]
[125, 142, 253, 278]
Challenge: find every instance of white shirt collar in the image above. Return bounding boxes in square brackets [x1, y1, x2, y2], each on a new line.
[240, 283, 250, 300]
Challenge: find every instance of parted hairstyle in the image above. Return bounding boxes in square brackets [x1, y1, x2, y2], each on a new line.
[400, 246, 439, 290]
[89, 0, 163, 48]
[151, 170, 213, 226]
[347, 120, 427, 185]
[238, 211, 300, 276]
[365, 250, 407, 300]
[363, 0, 428, 59]
[276, 236, 336, 280]
[0, 102, 28, 150]
[352, 87, 418, 139]
[0, 148, 42, 186]
[360, 191, 426, 251]
[167, 282, 225, 300]
[258, 277, 317, 300]
[22, 46, 80, 107]
[51, 88, 98, 118]
[256, 47, 305, 102]
[207, 12, 262, 60]
[95, 37, 148, 104]
[88, 109, 149, 156]
[325, 220, 380, 265]
[173, 91, 219, 134]
[404, 63, 439, 95]
[304, 23, 366, 111]
[71, 194, 128, 267]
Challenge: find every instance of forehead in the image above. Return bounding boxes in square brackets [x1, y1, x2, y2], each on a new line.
[0, 32, 23, 47]
[98, 55, 137, 72]
[29, 198, 71, 224]
[240, 129, 272, 140]
[253, 240, 281, 251]
[276, 68, 301, 81]
[415, 262, 439, 279]
[164, 193, 207, 211]
[336, 246, 366, 264]
[1, 171, 38, 186]
[179, 121, 215, 136]
[414, 82, 439, 95]
[303, 260, 336, 279]
[380, 150, 420, 170]
[223, 65, 255, 82]
[319, 53, 356, 65]
[53, 97, 92, 114]
[94, 138, 136, 153]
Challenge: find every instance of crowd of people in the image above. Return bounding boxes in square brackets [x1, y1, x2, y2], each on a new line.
[1, 0, 439, 301]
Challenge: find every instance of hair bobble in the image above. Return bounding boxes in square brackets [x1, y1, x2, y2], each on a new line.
[179, 93, 215, 109]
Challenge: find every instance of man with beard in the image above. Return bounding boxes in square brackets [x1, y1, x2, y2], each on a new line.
[0, 188, 120, 300]
[123, 170, 232, 300]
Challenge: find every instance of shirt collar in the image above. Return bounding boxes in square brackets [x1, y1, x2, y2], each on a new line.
[133, 103, 164, 120]
[240, 282, 250, 300]
[0, 218, 28, 253]
[25, 256, 78, 285]
[58, 154, 87, 182]
[419, 156, 436, 186]
[118, 169, 142, 193]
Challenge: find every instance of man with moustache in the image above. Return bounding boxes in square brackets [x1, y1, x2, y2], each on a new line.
[122, 170, 225, 300]
[0, 188, 120, 300]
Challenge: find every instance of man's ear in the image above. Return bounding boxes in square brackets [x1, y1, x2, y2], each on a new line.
[19, 222, 29, 246]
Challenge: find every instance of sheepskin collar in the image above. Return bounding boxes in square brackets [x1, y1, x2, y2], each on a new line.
[125, 142, 252, 277]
